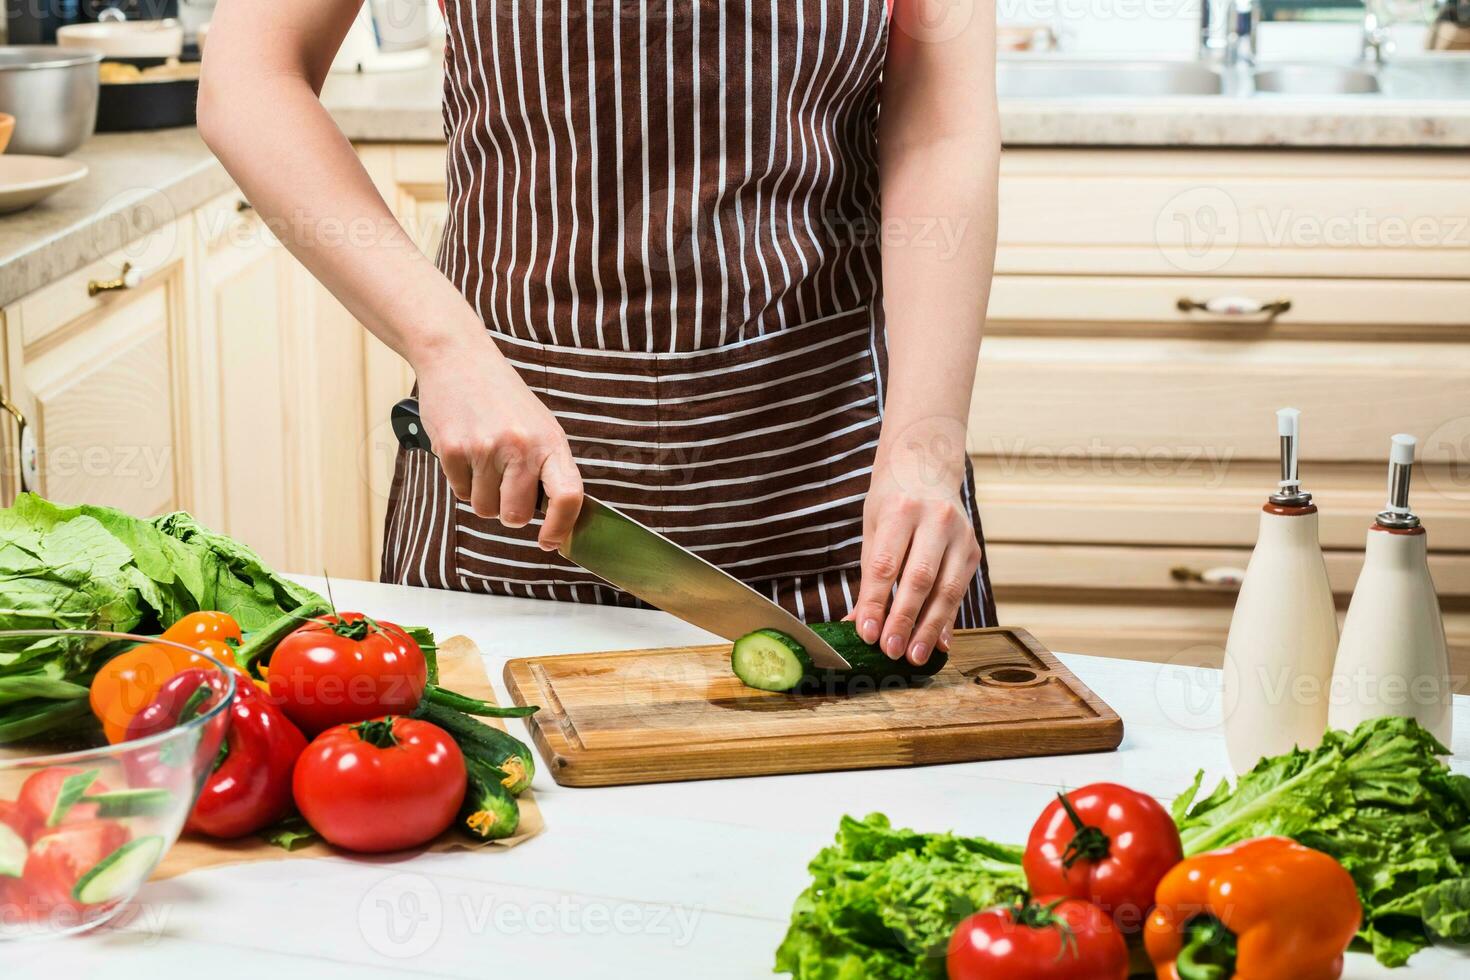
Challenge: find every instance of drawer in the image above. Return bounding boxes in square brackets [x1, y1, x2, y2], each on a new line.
[970, 331, 1469, 465]
[986, 543, 1470, 599]
[987, 274, 1470, 341]
[992, 595, 1470, 693]
[997, 149, 1470, 278]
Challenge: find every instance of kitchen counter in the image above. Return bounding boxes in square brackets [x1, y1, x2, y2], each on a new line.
[318, 57, 1470, 149]
[6, 576, 1467, 978]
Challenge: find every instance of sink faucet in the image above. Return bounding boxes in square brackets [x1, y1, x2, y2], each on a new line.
[1362, 6, 1391, 65]
[1200, 0, 1258, 66]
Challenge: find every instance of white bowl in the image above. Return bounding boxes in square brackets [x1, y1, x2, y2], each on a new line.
[0, 155, 88, 214]
[56, 21, 185, 61]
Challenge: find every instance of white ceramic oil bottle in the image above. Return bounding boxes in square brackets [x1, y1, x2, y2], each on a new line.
[1328, 435, 1452, 744]
[1223, 408, 1340, 774]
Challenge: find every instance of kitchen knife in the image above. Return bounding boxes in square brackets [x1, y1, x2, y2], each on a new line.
[390, 398, 851, 670]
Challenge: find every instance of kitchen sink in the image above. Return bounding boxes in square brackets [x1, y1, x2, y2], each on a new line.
[996, 59, 1225, 98]
[1253, 65, 1380, 95]
[996, 53, 1470, 102]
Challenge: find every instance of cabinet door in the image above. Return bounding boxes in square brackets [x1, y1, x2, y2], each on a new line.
[2, 221, 196, 516]
[191, 194, 296, 570]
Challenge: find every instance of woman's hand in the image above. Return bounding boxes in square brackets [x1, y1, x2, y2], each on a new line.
[413, 334, 583, 551]
[849, 421, 981, 666]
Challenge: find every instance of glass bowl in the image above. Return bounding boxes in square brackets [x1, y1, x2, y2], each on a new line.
[0, 630, 235, 940]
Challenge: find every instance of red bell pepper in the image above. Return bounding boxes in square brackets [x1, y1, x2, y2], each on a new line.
[126, 668, 306, 839]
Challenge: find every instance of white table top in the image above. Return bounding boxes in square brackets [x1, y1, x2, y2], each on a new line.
[8, 577, 1468, 977]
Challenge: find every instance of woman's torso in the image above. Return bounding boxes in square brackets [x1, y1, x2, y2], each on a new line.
[436, 0, 890, 351]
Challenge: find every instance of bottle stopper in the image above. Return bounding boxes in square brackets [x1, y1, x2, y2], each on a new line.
[1269, 408, 1312, 506]
[1377, 434, 1420, 528]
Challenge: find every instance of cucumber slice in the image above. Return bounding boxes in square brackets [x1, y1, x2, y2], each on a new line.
[90, 788, 174, 819]
[0, 823, 25, 878]
[731, 622, 949, 694]
[71, 835, 165, 906]
[731, 629, 814, 692]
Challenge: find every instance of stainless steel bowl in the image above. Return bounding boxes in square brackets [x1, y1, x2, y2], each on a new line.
[0, 47, 102, 156]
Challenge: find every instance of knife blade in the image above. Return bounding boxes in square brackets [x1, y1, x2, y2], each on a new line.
[390, 398, 852, 670]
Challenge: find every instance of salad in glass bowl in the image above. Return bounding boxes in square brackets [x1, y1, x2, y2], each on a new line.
[0, 630, 235, 940]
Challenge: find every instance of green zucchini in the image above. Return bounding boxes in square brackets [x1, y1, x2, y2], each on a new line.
[731, 621, 948, 694]
[459, 757, 521, 841]
[412, 699, 536, 795]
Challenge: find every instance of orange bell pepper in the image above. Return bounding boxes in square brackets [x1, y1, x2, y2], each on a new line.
[1144, 837, 1361, 980]
[88, 612, 243, 743]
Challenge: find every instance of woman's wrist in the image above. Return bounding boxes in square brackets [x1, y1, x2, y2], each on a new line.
[874, 412, 970, 494]
[405, 314, 502, 379]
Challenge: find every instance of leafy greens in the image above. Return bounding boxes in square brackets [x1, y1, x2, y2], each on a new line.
[0, 493, 325, 742]
[1173, 715, 1470, 967]
[774, 813, 1026, 980]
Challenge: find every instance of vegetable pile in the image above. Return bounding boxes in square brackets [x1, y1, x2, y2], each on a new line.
[776, 716, 1470, 978]
[0, 494, 543, 890]
[0, 494, 320, 742]
[1172, 715, 1470, 967]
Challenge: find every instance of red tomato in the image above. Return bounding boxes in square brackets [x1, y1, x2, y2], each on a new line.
[268, 614, 428, 735]
[293, 716, 464, 853]
[948, 896, 1128, 980]
[15, 768, 109, 830]
[1023, 783, 1183, 934]
[21, 819, 130, 909]
[0, 799, 38, 845]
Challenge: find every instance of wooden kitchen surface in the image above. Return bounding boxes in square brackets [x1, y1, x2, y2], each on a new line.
[504, 628, 1122, 787]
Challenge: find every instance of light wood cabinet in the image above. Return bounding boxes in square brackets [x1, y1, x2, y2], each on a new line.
[1, 218, 200, 518]
[983, 148, 1470, 684]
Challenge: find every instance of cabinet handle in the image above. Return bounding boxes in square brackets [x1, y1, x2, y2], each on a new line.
[87, 262, 141, 298]
[0, 386, 31, 494]
[1176, 296, 1291, 319]
[1171, 565, 1246, 588]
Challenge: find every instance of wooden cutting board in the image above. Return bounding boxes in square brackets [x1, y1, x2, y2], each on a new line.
[503, 627, 1122, 787]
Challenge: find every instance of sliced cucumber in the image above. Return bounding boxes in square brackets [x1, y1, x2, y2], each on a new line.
[731, 629, 814, 692]
[0, 822, 25, 878]
[731, 622, 950, 694]
[71, 835, 165, 906]
[90, 788, 174, 819]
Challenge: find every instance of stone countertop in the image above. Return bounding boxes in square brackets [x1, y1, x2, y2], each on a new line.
[4, 59, 1470, 309]
[0, 127, 232, 309]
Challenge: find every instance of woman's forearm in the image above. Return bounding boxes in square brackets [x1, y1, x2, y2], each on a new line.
[877, 132, 999, 448]
[877, 1, 1000, 454]
[197, 0, 485, 371]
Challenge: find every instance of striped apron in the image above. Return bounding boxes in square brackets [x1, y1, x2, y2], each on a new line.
[382, 0, 997, 628]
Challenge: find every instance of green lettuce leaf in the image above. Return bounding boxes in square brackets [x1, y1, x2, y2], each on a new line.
[775, 814, 1026, 980]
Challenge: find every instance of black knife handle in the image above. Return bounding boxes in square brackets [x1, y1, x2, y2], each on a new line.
[391, 398, 435, 454]
[390, 397, 549, 513]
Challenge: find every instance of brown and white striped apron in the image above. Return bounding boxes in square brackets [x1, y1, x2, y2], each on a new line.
[383, 0, 997, 628]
